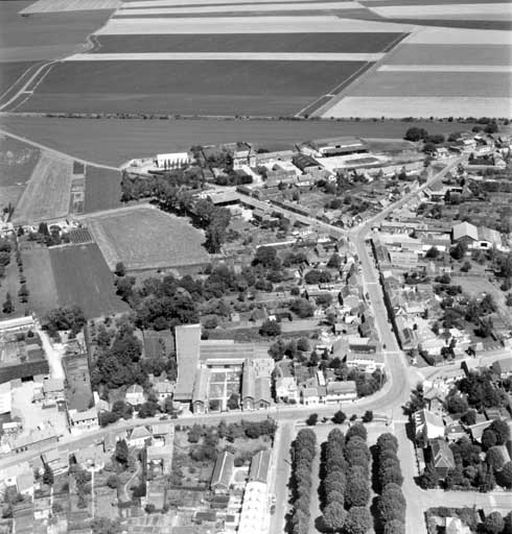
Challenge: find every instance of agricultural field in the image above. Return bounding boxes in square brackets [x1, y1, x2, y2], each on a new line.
[0, 133, 40, 209]
[319, 24, 512, 118]
[12, 151, 72, 224]
[18, 59, 371, 117]
[21, 244, 59, 317]
[86, 205, 210, 271]
[0, 115, 481, 168]
[49, 242, 129, 318]
[84, 165, 122, 213]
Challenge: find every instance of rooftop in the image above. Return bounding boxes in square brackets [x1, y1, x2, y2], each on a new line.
[174, 324, 202, 400]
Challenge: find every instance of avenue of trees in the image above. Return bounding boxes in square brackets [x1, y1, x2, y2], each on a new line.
[319, 424, 373, 534]
[288, 429, 317, 534]
[374, 433, 406, 532]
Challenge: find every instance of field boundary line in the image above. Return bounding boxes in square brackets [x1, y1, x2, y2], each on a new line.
[312, 28, 417, 117]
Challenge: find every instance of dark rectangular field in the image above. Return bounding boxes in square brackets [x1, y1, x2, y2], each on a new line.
[95, 32, 403, 54]
[49, 243, 129, 319]
[19, 60, 368, 116]
[84, 165, 122, 213]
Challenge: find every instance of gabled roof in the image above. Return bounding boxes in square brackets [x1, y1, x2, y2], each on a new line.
[430, 439, 455, 469]
[210, 451, 234, 490]
[249, 450, 271, 484]
[452, 221, 478, 241]
[129, 426, 152, 441]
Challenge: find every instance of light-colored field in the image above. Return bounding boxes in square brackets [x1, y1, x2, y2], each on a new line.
[116, 1, 362, 15]
[66, 52, 384, 61]
[96, 15, 413, 34]
[87, 205, 210, 270]
[322, 96, 512, 118]
[13, 151, 72, 223]
[371, 2, 512, 20]
[386, 44, 512, 66]
[407, 26, 512, 45]
[123, 0, 344, 6]
[346, 70, 512, 97]
[20, 0, 120, 14]
[379, 64, 512, 73]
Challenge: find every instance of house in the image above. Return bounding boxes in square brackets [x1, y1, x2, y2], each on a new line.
[74, 444, 108, 472]
[41, 449, 68, 476]
[301, 386, 322, 406]
[127, 426, 152, 448]
[345, 352, 384, 374]
[325, 381, 357, 403]
[68, 407, 99, 432]
[492, 358, 512, 379]
[125, 384, 145, 407]
[274, 360, 299, 403]
[210, 451, 234, 494]
[249, 450, 271, 484]
[414, 409, 445, 444]
[192, 366, 209, 414]
[429, 439, 456, 478]
[452, 222, 503, 250]
[242, 360, 272, 411]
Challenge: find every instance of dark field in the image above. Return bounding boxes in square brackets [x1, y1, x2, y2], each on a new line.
[84, 165, 122, 213]
[386, 18, 512, 30]
[19, 60, 368, 116]
[0, 116, 484, 167]
[49, 243, 129, 319]
[0, 2, 110, 51]
[0, 61, 37, 96]
[95, 32, 403, 54]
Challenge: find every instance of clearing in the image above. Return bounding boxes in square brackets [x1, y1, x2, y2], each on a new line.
[84, 165, 122, 213]
[49, 242, 129, 319]
[13, 151, 72, 224]
[87, 205, 210, 271]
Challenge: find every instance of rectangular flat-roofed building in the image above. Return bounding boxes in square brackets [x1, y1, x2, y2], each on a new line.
[174, 324, 202, 402]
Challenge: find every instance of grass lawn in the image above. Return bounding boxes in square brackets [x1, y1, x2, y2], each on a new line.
[84, 165, 122, 213]
[21, 243, 59, 317]
[87, 206, 210, 270]
[49, 242, 129, 318]
[96, 32, 405, 54]
[19, 59, 368, 116]
[0, 133, 40, 187]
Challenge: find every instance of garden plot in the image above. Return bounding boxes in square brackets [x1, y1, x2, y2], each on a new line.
[87, 205, 209, 271]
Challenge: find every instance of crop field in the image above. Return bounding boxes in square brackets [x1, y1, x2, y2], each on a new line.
[0, 115, 483, 167]
[0, 62, 37, 94]
[20, 0, 121, 14]
[12, 152, 72, 224]
[0, 133, 40, 209]
[49, 243, 129, 318]
[95, 32, 403, 54]
[319, 23, 512, 118]
[18, 59, 369, 116]
[87, 206, 210, 270]
[84, 165, 122, 213]
[21, 244, 59, 316]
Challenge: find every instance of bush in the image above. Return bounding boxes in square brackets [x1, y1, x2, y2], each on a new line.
[322, 501, 346, 532]
[344, 506, 372, 534]
[378, 484, 406, 523]
[345, 423, 367, 443]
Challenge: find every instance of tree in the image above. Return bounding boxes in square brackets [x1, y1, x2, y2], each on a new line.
[106, 475, 120, 489]
[114, 439, 129, 467]
[496, 461, 512, 490]
[322, 501, 346, 532]
[114, 262, 126, 277]
[2, 293, 13, 314]
[445, 394, 468, 414]
[481, 428, 498, 451]
[404, 127, 428, 142]
[343, 506, 372, 534]
[504, 512, 512, 534]
[327, 253, 342, 270]
[419, 463, 439, 489]
[332, 410, 347, 424]
[483, 512, 504, 534]
[378, 484, 406, 523]
[290, 298, 314, 318]
[227, 393, 239, 410]
[90, 518, 122, 534]
[346, 422, 367, 443]
[44, 306, 86, 336]
[489, 419, 510, 445]
[345, 473, 370, 508]
[42, 464, 54, 486]
[361, 410, 373, 423]
[306, 413, 318, 426]
[259, 319, 281, 337]
[486, 446, 507, 471]
[163, 396, 175, 414]
[450, 241, 467, 260]
[138, 401, 159, 418]
[425, 246, 440, 259]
